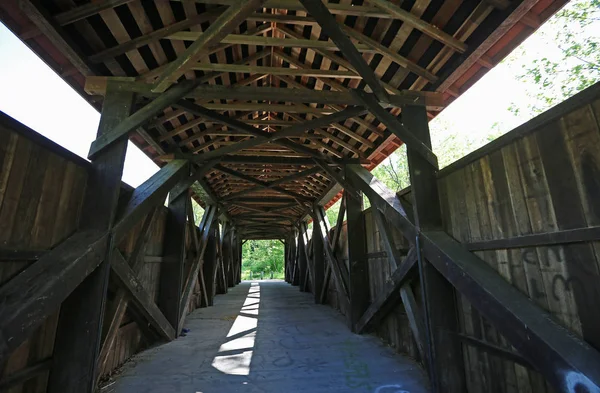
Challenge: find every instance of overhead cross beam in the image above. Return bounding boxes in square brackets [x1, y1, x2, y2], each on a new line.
[352, 89, 438, 167]
[88, 80, 200, 158]
[174, 100, 365, 162]
[366, 0, 467, 53]
[214, 164, 312, 202]
[151, 0, 268, 92]
[299, 0, 388, 102]
[222, 167, 322, 200]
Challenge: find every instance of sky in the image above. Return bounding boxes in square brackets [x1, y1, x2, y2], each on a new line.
[0, 23, 158, 187]
[0, 1, 595, 187]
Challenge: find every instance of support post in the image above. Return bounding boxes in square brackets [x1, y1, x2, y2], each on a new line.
[202, 227, 219, 306]
[312, 218, 325, 304]
[344, 186, 370, 332]
[284, 239, 291, 283]
[157, 187, 188, 336]
[403, 104, 466, 393]
[227, 229, 236, 287]
[236, 235, 242, 284]
[297, 224, 309, 292]
[48, 86, 134, 393]
[291, 230, 300, 286]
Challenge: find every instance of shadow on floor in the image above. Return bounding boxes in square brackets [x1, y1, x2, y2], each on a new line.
[107, 281, 430, 393]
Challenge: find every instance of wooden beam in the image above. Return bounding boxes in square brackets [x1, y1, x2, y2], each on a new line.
[212, 156, 362, 165]
[313, 159, 358, 199]
[191, 63, 360, 78]
[454, 333, 532, 368]
[366, 0, 467, 53]
[297, 222, 310, 292]
[399, 284, 427, 362]
[168, 31, 373, 52]
[299, 0, 388, 101]
[312, 206, 349, 304]
[110, 250, 176, 340]
[54, 0, 133, 25]
[347, 162, 600, 390]
[180, 85, 442, 109]
[341, 25, 437, 82]
[201, 226, 219, 306]
[87, 8, 225, 62]
[175, 100, 364, 161]
[345, 187, 370, 331]
[404, 104, 465, 392]
[19, 0, 95, 76]
[179, 205, 217, 323]
[88, 80, 200, 158]
[169, 161, 220, 201]
[466, 226, 600, 251]
[0, 358, 52, 392]
[112, 159, 190, 242]
[0, 231, 109, 368]
[152, 0, 267, 92]
[371, 206, 426, 360]
[47, 86, 134, 393]
[97, 208, 159, 374]
[354, 248, 418, 333]
[215, 164, 312, 202]
[158, 187, 189, 335]
[423, 231, 600, 391]
[192, 0, 392, 19]
[320, 194, 346, 303]
[352, 89, 438, 167]
[0, 249, 45, 261]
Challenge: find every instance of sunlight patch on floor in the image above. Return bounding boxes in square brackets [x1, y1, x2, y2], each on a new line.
[211, 282, 260, 376]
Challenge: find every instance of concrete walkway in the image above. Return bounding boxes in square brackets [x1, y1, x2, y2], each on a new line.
[108, 281, 430, 393]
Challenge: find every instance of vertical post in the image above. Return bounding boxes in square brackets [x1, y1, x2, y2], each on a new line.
[284, 239, 290, 283]
[202, 226, 218, 306]
[312, 216, 325, 303]
[297, 224, 308, 291]
[158, 189, 188, 337]
[344, 186, 370, 332]
[292, 229, 300, 286]
[215, 223, 227, 294]
[237, 235, 242, 284]
[48, 87, 134, 393]
[227, 229, 235, 287]
[403, 104, 466, 393]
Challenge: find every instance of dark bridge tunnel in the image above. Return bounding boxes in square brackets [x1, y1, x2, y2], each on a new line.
[1, 0, 600, 392]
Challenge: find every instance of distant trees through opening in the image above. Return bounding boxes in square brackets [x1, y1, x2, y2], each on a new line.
[241, 240, 285, 280]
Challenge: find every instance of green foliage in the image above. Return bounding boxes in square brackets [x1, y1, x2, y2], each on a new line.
[509, 0, 600, 116]
[191, 199, 204, 225]
[241, 240, 285, 280]
[325, 198, 342, 226]
[371, 0, 599, 192]
[372, 144, 410, 192]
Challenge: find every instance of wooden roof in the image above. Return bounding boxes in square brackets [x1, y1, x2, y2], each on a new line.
[0, 0, 565, 239]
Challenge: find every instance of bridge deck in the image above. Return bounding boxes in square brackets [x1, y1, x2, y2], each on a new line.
[106, 281, 429, 393]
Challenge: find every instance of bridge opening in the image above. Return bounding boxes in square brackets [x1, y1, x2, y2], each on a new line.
[241, 240, 285, 281]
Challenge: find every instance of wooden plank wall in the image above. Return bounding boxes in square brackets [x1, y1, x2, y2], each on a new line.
[325, 84, 600, 392]
[0, 112, 204, 392]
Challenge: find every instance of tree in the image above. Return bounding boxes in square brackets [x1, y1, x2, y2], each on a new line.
[509, 0, 600, 117]
[242, 239, 285, 279]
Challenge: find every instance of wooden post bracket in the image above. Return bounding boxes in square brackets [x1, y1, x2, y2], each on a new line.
[345, 163, 600, 391]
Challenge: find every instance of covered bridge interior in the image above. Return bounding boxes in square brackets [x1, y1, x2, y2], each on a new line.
[1, 0, 600, 392]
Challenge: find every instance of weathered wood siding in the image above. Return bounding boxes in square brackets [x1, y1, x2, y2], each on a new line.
[325, 84, 600, 392]
[0, 114, 89, 393]
[0, 112, 203, 392]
